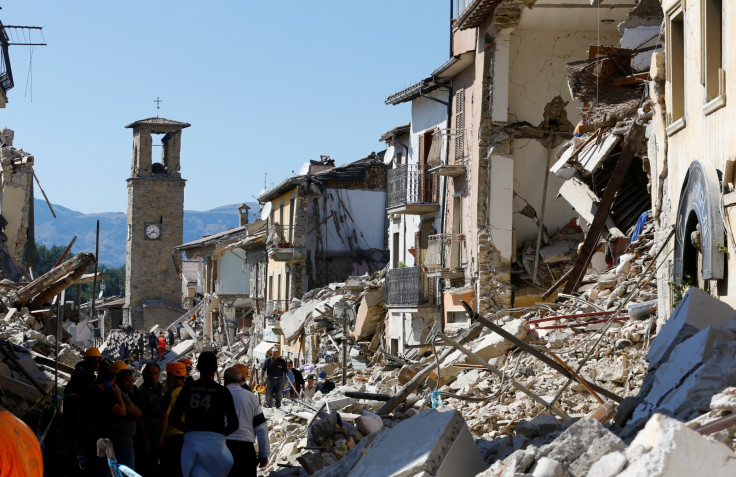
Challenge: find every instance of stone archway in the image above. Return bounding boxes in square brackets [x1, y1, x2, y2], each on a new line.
[673, 161, 725, 284]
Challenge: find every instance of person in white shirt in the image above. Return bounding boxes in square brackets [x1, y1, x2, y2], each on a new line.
[224, 365, 270, 477]
[302, 374, 317, 400]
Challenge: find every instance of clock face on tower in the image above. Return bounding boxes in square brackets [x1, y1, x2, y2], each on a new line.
[145, 223, 161, 240]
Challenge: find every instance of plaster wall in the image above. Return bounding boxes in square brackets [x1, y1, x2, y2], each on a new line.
[310, 189, 386, 253]
[661, 1, 736, 307]
[508, 29, 619, 245]
[453, 27, 476, 56]
[217, 249, 249, 295]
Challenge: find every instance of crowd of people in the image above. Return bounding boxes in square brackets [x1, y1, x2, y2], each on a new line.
[1, 341, 336, 476]
[57, 347, 270, 477]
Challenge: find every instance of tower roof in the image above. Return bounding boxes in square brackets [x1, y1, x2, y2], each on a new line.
[125, 117, 191, 132]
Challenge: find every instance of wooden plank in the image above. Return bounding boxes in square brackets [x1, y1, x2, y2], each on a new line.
[375, 322, 483, 415]
[461, 301, 623, 403]
[562, 124, 645, 295]
[11, 253, 95, 306]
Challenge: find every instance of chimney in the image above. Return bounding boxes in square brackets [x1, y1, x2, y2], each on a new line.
[238, 203, 251, 226]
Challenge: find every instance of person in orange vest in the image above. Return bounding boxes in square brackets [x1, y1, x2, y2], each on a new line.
[0, 404, 43, 476]
[157, 332, 167, 357]
[160, 362, 188, 477]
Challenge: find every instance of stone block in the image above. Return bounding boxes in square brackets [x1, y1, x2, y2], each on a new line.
[516, 414, 562, 439]
[539, 418, 625, 477]
[355, 411, 384, 436]
[620, 413, 736, 476]
[325, 409, 487, 477]
[649, 51, 665, 83]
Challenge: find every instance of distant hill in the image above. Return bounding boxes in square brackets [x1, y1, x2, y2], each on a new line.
[34, 200, 260, 267]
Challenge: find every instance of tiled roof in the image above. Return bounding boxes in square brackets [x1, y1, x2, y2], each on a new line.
[385, 79, 441, 105]
[174, 225, 250, 251]
[124, 117, 191, 130]
[379, 124, 410, 142]
[454, 0, 502, 31]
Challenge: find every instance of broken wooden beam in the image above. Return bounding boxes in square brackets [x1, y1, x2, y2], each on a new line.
[460, 301, 623, 403]
[438, 332, 571, 420]
[562, 123, 645, 294]
[375, 322, 483, 415]
[344, 391, 391, 402]
[30, 267, 89, 309]
[11, 252, 96, 306]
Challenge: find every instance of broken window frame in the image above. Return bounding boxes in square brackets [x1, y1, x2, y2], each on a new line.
[702, 0, 726, 114]
[665, 2, 687, 135]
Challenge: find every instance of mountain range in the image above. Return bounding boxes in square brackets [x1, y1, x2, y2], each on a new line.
[33, 199, 260, 267]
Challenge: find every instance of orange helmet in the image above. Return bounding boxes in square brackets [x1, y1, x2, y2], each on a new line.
[84, 347, 102, 358]
[166, 362, 187, 377]
[111, 361, 128, 374]
[234, 364, 249, 379]
[178, 357, 193, 368]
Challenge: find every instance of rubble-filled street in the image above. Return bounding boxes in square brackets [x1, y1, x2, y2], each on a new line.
[4, 0, 736, 476]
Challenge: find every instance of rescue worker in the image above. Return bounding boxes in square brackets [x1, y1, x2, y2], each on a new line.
[132, 363, 164, 476]
[63, 346, 103, 472]
[157, 332, 167, 357]
[0, 404, 43, 476]
[81, 365, 126, 475]
[224, 366, 270, 477]
[148, 332, 158, 358]
[160, 362, 187, 477]
[260, 348, 287, 408]
[169, 351, 238, 477]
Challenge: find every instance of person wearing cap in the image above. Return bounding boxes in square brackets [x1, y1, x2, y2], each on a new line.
[169, 351, 238, 477]
[110, 368, 142, 470]
[315, 371, 335, 395]
[132, 362, 164, 476]
[160, 362, 188, 476]
[63, 346, 103, 471]
[302, 374, 317, 400]
[178, 357, 194, 384]
[260, 348, 287, 408]
[81, 365, 127, 474]
[224, 366, 270, 477]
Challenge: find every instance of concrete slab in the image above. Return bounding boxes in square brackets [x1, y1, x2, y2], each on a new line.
[346, 409, 487, 477]
[647, 287, 733, 370]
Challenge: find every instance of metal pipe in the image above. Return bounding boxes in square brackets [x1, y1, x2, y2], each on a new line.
[90, 221, 99, 330]
[532, 138, 553, 284]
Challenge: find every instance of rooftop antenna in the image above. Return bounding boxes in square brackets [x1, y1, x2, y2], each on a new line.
[154, 96, 162, 117]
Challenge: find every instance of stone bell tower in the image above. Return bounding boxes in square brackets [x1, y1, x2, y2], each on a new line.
[123, 117, 189, 329]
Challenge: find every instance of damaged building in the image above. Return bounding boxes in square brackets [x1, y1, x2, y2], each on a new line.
[248, 155, 389, 360]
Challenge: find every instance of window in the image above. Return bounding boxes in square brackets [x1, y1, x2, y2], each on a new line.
[454, 0, 472, 18]
[288, 196, 295, 243]
[703, 0, 725, 113]
[268, 275, 273, 301]
[666, 4, 686, 133]
[285, 270, 290, 307]
[447, 311, 469, 324]
[454, 90, 465, 163]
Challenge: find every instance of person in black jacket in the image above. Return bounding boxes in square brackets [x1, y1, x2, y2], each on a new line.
[260, 348, 287, 408]
[286, 360, 304, 399]
[169, 351, 238, 477]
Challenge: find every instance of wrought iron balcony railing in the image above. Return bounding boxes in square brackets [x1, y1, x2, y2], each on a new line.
[387, 164, 439, 213]
[385, 266, 437, 307]
[424, 234, 466, 277]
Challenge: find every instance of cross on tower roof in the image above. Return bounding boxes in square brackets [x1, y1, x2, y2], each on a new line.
[154, 97, 162, 117]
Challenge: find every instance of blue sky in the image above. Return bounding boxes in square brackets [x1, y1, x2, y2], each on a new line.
[1, 1, 450, 214]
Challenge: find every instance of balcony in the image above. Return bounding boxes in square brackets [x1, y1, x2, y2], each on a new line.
[424, 234, 466, 279]
[385, 267, 438, 308]
[387, 164, 440, 215]
[265, 299, 289, 328]
[267, 241, 294, 261]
